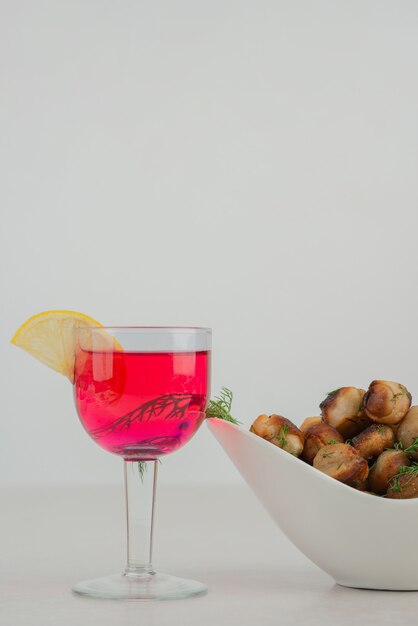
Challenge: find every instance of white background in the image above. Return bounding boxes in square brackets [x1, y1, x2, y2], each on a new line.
[1, 0, 418, 487]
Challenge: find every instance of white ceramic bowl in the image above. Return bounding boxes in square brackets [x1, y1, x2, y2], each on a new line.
[208, 418, 418, 590]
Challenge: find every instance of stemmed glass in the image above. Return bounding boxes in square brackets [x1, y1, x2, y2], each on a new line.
[72, 326, 211, 600]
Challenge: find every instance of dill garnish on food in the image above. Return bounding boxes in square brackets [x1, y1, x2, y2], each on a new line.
[278, 424, 289, 448]
[403, 438, 418, 455]
[389, 462, 418, 492]
[392, 438, 418, 454]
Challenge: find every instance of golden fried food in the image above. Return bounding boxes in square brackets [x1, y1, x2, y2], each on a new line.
[313, 443, 369, 488]
[386, 470, 418, 499]
[396, 406, 418, 459]
[302, 423, 344, 464]
[250, 379, 416, 498]
[320, 387, 370, 438]
[351, 424, 395, 460]
[250, 414, 304, 457]
[299, 416, 322, 432]
[368, 449, 410, 495]
[362, 380, 411, 425]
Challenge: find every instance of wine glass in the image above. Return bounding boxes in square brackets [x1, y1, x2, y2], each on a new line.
[72, 326, 211, 600]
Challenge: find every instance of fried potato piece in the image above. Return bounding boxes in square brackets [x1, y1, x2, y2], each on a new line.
[250, 414, 304, 457]
[368, 449, 410, 495]
[351, 424, 395, 460]
[320, 387, 370, 438]
[386, 470, 418, 499]
[362, 380, 411, 425]
[313, 443, 369, 488]
[302, 423, 344, 464]
[396, 406, 418, 459]
[299, 416, 322, 432]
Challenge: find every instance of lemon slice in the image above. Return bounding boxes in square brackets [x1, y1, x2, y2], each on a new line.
[11, 310, 105, 383]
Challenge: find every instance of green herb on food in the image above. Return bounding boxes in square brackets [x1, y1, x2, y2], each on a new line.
[389, 462, 418, 493]
[278, 424, 289, 448]
[392, 385, 412, 402]
[403, 438, 418, 455]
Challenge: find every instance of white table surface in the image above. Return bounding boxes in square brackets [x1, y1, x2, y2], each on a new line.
[1, 484, 416, 626]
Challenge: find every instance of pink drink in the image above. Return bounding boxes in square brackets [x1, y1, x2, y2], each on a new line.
[74, 349, 210, 460]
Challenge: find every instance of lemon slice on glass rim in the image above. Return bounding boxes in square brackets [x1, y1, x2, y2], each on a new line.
[10, 310, 118, 383]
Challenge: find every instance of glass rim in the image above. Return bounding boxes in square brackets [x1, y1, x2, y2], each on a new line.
[76, 325, 212, 333]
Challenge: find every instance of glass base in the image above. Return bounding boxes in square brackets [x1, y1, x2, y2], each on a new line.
[72, 571, 208, 600]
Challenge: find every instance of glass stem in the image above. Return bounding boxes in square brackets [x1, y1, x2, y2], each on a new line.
[124, 460, 158, 576]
